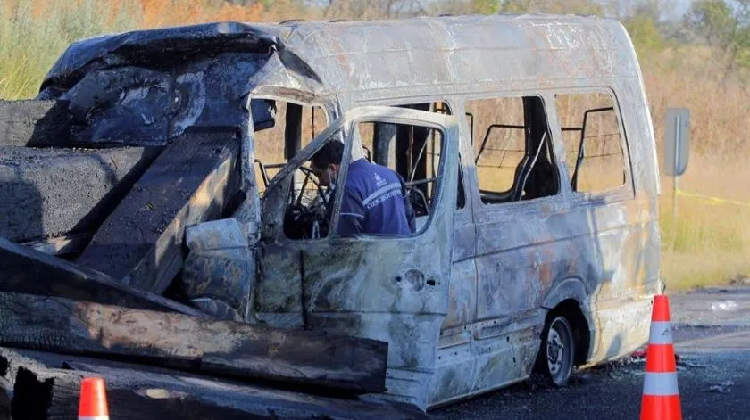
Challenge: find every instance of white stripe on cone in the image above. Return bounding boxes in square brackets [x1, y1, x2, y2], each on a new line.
[79, 417, 110, 420]
[648, 321, 674, 344]
[643, 372, 680, 396]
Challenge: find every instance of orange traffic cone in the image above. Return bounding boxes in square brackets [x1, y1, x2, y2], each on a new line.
[79, 377, 110, 420]
[640, 295, 682, 420]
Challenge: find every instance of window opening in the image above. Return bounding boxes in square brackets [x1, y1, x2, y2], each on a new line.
[359, 102, 465, 210]
[281, 130, 344, 240]
[264, 102, 464, 240]
[252, 100, 328, 194]
[270, 114, 451, 240]
[554, 93, 627, 194]
[252, 99, 330, 239]
[467, 96, 560, 204]
[356, 120, 446, 234]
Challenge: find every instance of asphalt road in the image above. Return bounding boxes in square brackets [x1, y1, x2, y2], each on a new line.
[430, 283, 750, 420]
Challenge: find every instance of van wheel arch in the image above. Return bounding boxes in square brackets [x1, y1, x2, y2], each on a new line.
[534, 298, 591, 384]
[546, 299, 591, 366]
[542, 277, 588, 309]
[542, 278, 592, 365]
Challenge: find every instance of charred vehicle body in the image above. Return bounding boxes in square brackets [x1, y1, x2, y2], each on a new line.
[3, 14, 662, 411]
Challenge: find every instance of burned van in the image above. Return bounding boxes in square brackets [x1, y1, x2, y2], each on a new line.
[36, 14, 662, 410]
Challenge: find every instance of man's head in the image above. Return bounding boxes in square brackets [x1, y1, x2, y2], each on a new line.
[310, 141, 344, 187]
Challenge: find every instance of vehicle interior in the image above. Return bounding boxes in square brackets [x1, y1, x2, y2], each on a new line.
[251, 94, 626, 240]
[468, 96, 560, 204]
[252, 100, 459, 240]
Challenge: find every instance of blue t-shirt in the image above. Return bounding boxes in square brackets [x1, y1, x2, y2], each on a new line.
[337, 159, 415, 236]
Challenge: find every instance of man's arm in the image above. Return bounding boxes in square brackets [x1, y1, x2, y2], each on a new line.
[336, 186, 365, 236]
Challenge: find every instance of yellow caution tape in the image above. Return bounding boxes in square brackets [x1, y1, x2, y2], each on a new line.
[675, 189, 750, 208]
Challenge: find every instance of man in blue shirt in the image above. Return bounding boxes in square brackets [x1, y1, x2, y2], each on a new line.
[310, 141, 415, 236]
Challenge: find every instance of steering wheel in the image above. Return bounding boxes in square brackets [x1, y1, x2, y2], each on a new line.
[283, 167, 331, 239]
[296, 166, 328, 207]
[406, 185, 430, 217]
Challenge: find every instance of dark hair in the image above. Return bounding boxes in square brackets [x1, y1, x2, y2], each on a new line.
[311, 141, 344, 169]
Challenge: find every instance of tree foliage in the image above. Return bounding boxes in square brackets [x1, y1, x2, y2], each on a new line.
[463, 0, 604, 15]
[688, 0, 750, 74]
[625, 13, 666, 55]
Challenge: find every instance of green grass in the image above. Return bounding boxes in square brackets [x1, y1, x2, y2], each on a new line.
[0, 0, 138, 99]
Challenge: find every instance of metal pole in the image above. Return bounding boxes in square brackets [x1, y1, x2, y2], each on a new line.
[672, 115, 681, 227]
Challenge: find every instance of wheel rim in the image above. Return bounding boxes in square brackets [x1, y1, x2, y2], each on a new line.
[546, 318, 573, 384]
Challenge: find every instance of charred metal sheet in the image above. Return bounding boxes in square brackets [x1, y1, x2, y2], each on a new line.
[75, 131, 242, 294]
[41, 56, 276, 146]
[37, 23, 284, 145]
[181, 219, 254, 322]
[254, 244, 304, 328]
[0, 145, 161, 243]
[1, 348, 424, 420]
[272, 15, 639, 98]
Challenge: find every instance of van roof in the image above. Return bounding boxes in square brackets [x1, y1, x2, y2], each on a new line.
[42, 14, 639, 101]
[286, 14, 638, 100]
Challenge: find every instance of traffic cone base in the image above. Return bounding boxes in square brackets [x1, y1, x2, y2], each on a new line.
[79, 377, 110, 420]
[641, 395, 682, 420]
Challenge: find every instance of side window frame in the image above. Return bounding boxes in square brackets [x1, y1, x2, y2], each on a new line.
[550, 87, 635, 202]
[259, 121, 350, 243]
[250, 96, 335, 194]
[461, 92, 563, 211]
[351, 98, 469, 214]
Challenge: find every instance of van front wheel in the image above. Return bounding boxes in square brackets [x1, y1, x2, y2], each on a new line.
[538, 316, 575, 386]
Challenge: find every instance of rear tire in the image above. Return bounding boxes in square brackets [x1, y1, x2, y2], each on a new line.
[536, 316, 575, 386]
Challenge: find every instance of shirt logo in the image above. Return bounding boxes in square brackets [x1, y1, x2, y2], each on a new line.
[373, 172, 387, 187]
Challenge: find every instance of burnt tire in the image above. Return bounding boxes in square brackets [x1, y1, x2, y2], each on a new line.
[536, 316, 575, 386]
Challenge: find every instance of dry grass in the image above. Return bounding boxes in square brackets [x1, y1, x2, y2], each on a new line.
[1, 0, 749, 290]
[659, 155, 750, 291]
[132, 0, 264, 28]
[639, 49, 750, 290]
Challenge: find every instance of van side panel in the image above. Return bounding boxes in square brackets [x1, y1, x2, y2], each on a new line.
[580, 75, 661, 361]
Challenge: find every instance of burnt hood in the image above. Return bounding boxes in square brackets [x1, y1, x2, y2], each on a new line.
[35, 21, 317, 146]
